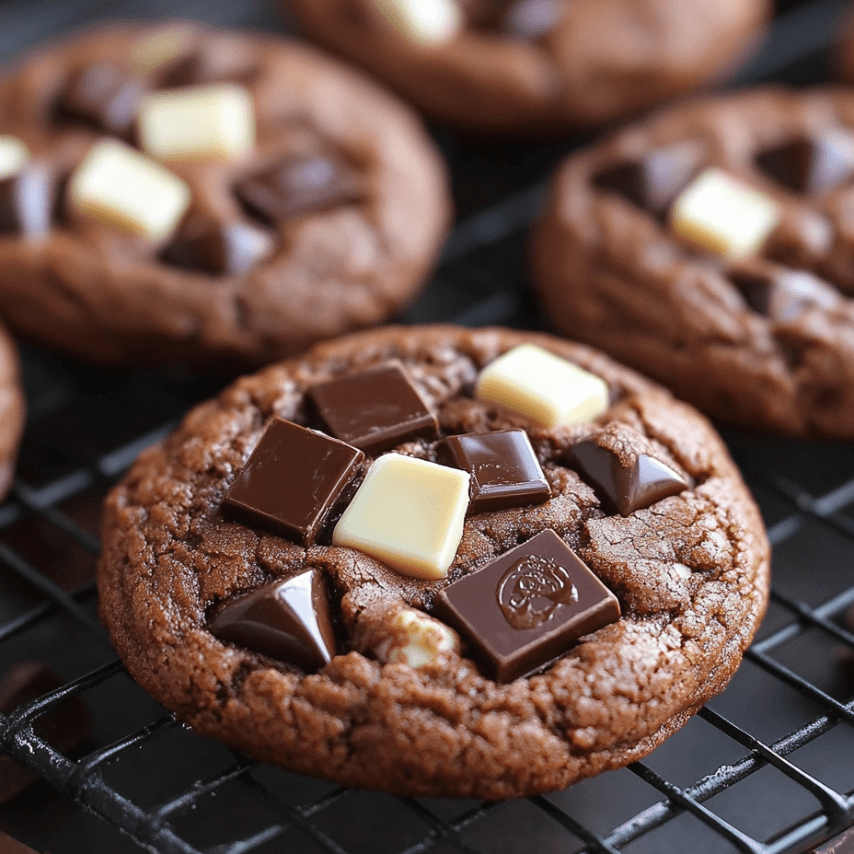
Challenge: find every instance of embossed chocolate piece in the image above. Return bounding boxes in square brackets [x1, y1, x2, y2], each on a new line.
[434, 529, 620, 683]
[374, 0, 463, 45]
[161, 218, 275, 275]
[236, 154, 362, 224]
[475, 344, 609, 427]
[594, 143, 702, 218]
[58, 62, 147, 135]
[0, 162, 53, 237]
[332, 453, 470, 580]
[756, 129, 854, 195]
[222, 417, 364, 546]
[308, 363, 438, 454]
[374, 608, 460, 667]
[731, 267, 840, 322]
[566, 441, 689, 516]
[209, 570, 336, 669]
[436, 429, 550, 514]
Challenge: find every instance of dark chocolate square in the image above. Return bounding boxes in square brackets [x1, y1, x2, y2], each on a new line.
[436, 430, 550, 514]
[161, 218, 275, 276]
[0, 163, 53, 237]
[756, 129, 854, 195]
[222, 417, 364, 546]
[434, 529, 620, 683]
[307, 363, 438, 455]
[57, 62, 148, 135]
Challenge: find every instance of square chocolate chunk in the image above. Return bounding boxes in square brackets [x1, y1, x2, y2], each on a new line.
[222, 417, 364, 546]
[436, 430, 550, 514]
[434, 529, 620, 682]
[308, 363, 438, 454]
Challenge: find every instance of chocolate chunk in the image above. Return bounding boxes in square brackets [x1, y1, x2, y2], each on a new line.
[756, 130, 854, 194]
[236, 154, 362, 224]
[593, 143, 702, 218]
[209, 570, 336, 669]
[731, 267, 840, 322]
[57, 62, 147, 135]
[566, 441, 689, 516]
[307, 363, 438, 455]
[436, 430, 550, 514]
[501, 0, 562, 39]
[0, 163, 53, 237]
[222, 417, 364, 546]
[434, 530, 620, 683]
[161, 218, 275, 275]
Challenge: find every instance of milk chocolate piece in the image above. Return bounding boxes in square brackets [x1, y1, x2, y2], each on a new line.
[222, 417, 364, 546]
[308, 363, 438, 454]
[161, 218, 275, 275]
[436, 430, 550, 514]
[58, 62, 147, 135]
[434, 529, 620, 683]
[594, 143, 702, 218]
[731, 267, 840, 322]
[756, 129, 854, 194]
[209, 570, 336, 669]
[0, 163, 53, 237]
[236, 154, 362, 224]
[566, 441, 689, 516]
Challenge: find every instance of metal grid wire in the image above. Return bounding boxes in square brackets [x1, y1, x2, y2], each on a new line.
[2, 1, 854, 852]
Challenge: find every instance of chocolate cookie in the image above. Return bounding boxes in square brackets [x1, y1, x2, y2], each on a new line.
[532, 87, 854, 438]
[284, 0, 769, 135]
[0, 323, 24, 501]
[98, 325, 769, 798]
[0, 23, 450, 366]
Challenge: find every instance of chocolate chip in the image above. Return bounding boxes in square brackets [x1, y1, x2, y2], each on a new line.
[209, 570, 337, 670]
[161, 218, 275, 275]
[756, 129, 854, 194]
[731, 267, 840, 322]
[593, 143, 702, 219]
[0, 163, 53, 237]
[436, 430, 550, 514]
[566, 441, 689, 516]
[235, 154, 362, 224]
[57, 62, 147, 135]
[222, 417, 364, 546]
[433, 529, 620, 683]
[307, 363, 438, 455]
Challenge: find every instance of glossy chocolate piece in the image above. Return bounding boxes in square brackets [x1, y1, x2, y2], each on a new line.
[434, 529, 620, 683]
[502, 0, 562, 39]
[222, 417, 364, 546]
[436, 430, 550, 514]
[0, 163, 53, 237]
[566, 441, 689, 516]
[236, 154, 362, 225]
[731, 267, 840, 322]
[161, 219, 275, 275]
[209, 570, 336, 670]
[58, 62, 147, 135]
[308, 363, 438, 455]
[756, 129, 854, 194]
[594, 143, 702, 219]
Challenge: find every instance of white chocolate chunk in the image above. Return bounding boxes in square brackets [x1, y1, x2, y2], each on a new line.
[671, 167, 781, 259]
[375, 609, 460, 668]
[475, 344, 609, 428]
[0, 136, 29, 181]
[332, 453, 470, 581]
[139, 84, 255, 162]
[69, 140, 191, 241]
[374, 0, 462, 46]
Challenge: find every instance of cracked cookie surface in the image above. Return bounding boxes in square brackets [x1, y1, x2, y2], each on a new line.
[97, 325, 769, 798]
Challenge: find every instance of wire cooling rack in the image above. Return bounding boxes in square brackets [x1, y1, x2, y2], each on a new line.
[2, 1, 854, 852]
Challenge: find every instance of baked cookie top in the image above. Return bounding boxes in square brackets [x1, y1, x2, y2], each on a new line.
[98, 325, 769, 798]
[285, 0, 769, 135]
[0, 22, 450, 366]
[533, 87, 854, 438]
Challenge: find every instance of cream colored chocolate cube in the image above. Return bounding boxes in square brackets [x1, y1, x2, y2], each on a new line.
[671, 167, 781, 259]
[375, 608, 460, 667]
[139, 83, 255, 162]
[475, 344, 608, 427]
[374, 0, 462, 46]
[0, 136, 29, 180]
[69, 140, 191, 241]
[332, 453, 469, 581]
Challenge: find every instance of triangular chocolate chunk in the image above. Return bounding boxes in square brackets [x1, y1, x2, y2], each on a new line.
[567, 441, 689, 516]
[209, 570, 336, 670]
[731, 267, 839, 322]
[756, 130, 854, 194]
[161, 219, 276, 276]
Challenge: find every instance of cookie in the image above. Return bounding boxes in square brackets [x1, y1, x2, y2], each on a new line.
[284, 0, 769, 135]
[97, 325, 769, 799]
[532, 87, 854, 439]
[0, 323, 24, 501]
[0, 23, 450, 366]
